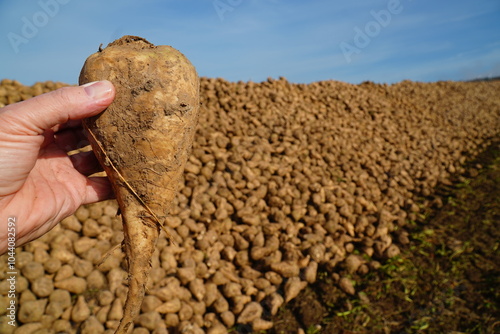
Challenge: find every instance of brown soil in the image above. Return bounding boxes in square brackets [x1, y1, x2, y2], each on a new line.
[270, 140, 500, 334]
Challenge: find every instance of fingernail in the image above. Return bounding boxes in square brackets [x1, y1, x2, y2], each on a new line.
[83, 80, 113, 100]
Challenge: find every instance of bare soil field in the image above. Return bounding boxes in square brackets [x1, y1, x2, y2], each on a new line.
[270, 140, 500, 334]
[0, 78, 499, 333]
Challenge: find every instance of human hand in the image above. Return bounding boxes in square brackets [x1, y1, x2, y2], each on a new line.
[0, 81, 115, 254]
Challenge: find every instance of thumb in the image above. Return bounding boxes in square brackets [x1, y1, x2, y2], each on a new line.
[0, 80, 115, 135]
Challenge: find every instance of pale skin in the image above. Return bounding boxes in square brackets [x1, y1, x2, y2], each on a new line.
[0, 81, 116, 255]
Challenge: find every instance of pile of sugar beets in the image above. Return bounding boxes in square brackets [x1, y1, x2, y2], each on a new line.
[0, 36, 499, 334]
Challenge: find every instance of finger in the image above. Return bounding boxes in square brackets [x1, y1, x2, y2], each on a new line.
[53, 119, 83, 133]
[83, 176, 115, 204]
[0, 81, 115, 136]
[69, 151, 103, 176]
[53, 128, 90, 153]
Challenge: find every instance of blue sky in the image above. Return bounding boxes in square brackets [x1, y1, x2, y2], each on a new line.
[1, 0, 499, 86]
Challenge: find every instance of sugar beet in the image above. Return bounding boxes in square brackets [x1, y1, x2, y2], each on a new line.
[79, 35, 199, 333]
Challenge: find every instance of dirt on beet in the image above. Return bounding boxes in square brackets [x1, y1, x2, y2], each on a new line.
[269, 140, 500, 334]
[79, 36, 200, 333]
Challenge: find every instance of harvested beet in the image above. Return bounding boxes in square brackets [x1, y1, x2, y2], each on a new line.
[79, 35, 200, 333]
